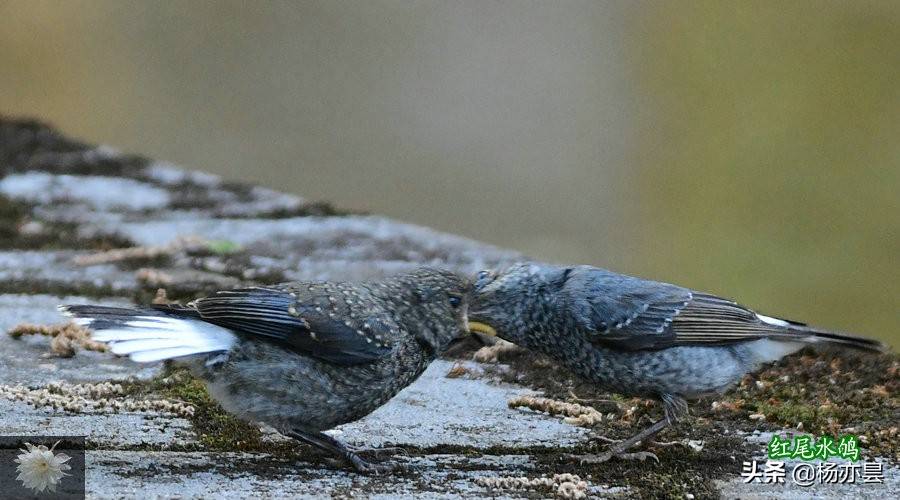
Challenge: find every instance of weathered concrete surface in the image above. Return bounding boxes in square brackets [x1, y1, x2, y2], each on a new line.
[0, 118, 895, 498]
[86, 451, 618, 499]
[0, 252, 139, 295]
[337, 361, 588, 449]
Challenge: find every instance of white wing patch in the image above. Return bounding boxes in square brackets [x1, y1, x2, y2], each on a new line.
[756, 314, 790, 327]
[81, 315, 237, 363]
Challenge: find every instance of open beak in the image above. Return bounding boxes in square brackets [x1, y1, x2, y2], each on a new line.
[466, 320, 498, 337]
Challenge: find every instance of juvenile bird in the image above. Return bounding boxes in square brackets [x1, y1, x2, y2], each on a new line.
[467, 262, 886, 462]
[61, 267, 470, 473]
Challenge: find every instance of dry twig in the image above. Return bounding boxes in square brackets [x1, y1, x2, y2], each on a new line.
[8, 322, 106, 357]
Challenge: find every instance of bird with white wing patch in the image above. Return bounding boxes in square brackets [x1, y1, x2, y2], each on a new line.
[62, 267, 471, 474]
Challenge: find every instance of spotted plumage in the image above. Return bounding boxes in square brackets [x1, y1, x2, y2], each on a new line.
[61, 267, 470, 473]
[468, 262, 886, 462]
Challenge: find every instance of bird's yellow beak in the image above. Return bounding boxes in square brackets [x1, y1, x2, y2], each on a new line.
[466, 321, 498, 337]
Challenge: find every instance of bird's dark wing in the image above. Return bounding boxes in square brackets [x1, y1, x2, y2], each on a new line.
[183, 287, 392, 365]
[562, 266, 798, 351]
[667, 293, 805, 345]
[563, 266, 692, 350]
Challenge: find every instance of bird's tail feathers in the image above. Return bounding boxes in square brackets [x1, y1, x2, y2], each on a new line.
[792, 325, 887, 353]
[755, 312, 887, 353]
[59, 305, 237, 363]
[744, 312, 886, 365]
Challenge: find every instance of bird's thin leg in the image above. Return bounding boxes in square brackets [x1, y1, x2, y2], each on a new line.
[648, 440, 682, 447]
[346, 444, 410, 457]
[568, 394, 688, 464]
[589, 435, 623, 444]
[287, 429, 401, 474]
[578, 417, 670, 463]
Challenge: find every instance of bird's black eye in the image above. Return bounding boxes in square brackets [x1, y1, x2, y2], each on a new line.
[475, 270, 494, 289]
[448, 294, 462, 308]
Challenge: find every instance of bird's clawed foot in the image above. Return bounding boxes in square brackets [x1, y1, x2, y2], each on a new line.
[288, 429, 407, 475]
[617, 451, 659, 462]
[570, 411, 674, 465]
[566, 450, 659, 464]
[588, 435, 623, 445]
[348, 445, 410, 458]
[346, 452, 406, 475]
[346, 445, 409, 473]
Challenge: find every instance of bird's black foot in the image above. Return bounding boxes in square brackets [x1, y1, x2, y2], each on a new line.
[587, 435, 623, 445]
[348, 445, 410, 458]
[570, 407, 679, 465]
[288, 428, 407, 475]
[345, 452, 405, 475]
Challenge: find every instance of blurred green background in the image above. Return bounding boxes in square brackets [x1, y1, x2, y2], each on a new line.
[1, 1, 897, 346]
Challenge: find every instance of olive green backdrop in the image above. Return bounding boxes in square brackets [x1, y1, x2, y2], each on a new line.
[1, 1, 896, 346]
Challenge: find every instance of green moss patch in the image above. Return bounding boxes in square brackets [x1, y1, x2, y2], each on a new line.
[728, 349, 898, 458]
[119, 366, 301, 456]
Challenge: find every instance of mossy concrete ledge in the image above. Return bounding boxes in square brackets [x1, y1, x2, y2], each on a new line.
[0, 117, 896, 498]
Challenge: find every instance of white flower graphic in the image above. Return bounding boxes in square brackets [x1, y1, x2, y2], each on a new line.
[14, 441, 72, 493]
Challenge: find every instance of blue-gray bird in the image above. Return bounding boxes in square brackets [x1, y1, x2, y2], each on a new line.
[61, 268, 470, 473]
[466, 262, 886, 462]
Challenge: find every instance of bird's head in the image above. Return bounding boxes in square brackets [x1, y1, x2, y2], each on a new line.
[392, 267, 473, 355]
[466, 262, 570, 344]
